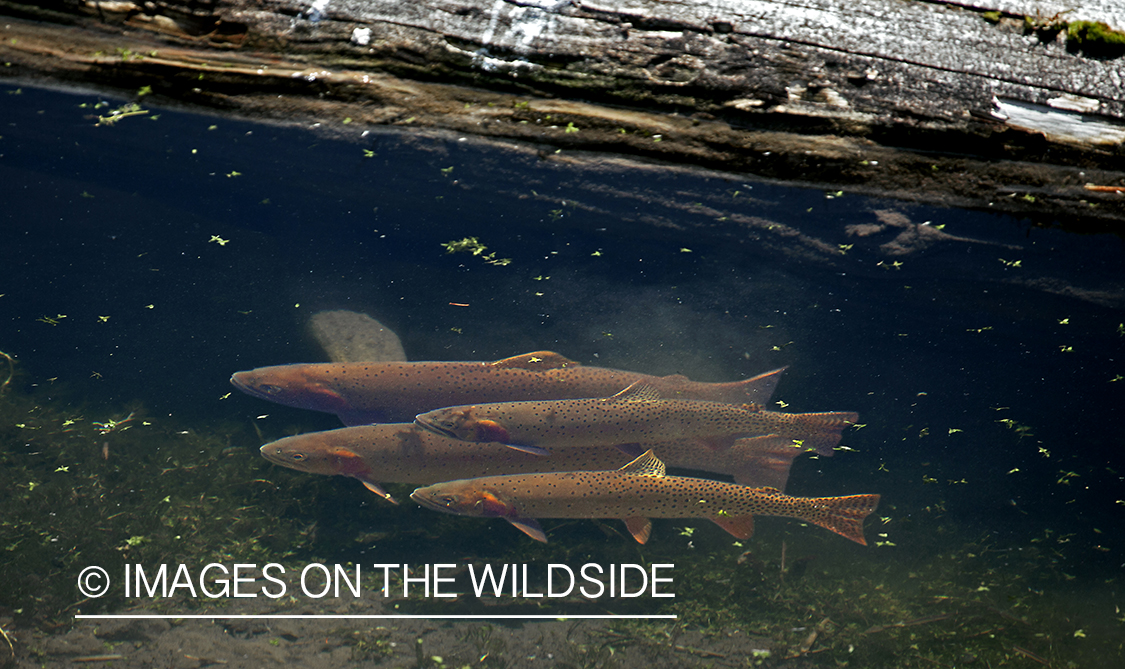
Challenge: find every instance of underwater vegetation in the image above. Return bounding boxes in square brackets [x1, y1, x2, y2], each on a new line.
[0, 357, 334, 626]
[1, 338, 1122, 667]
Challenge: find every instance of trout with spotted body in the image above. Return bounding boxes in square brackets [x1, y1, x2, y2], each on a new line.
[230, 351, 784, 425]
[260, 423, 812, 503]
[415, 383, 856, 456]
[410, 451, 879, 544]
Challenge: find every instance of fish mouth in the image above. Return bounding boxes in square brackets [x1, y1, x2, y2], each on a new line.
[414, 416, 457, 439]
[259, 444, 287, 466]
[409, 488, 449, 512]
[259, 442, 305, 470]
[230, 372, 274, 401]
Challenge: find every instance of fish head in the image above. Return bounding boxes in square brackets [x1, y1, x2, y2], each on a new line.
[260, 434, 370, 479]
[230, 364, 350, 413]
[415, 408, 511, 443]
[260, 434, 334, 474]
[410, 482, 515, 518]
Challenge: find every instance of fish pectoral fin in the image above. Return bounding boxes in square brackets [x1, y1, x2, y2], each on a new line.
[506, 517, 548, 542]
[623, 516, 653, 544]
[504, 443, 551, 457]
[362, 480, 398, 505]
[490, 351, 579, 370]
[710, 514, 755, 540]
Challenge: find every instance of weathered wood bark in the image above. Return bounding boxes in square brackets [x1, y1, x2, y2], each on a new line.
[2, 0, 1124, 227]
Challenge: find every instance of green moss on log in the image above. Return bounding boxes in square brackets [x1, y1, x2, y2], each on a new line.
[1067, 20, 1125, 57]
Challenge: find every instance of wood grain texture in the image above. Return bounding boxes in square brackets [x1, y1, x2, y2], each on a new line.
[2, 0, 1123, 225]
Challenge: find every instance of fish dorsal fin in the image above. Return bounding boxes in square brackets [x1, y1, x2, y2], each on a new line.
[623, 516, 653, 544]
[489, 351, 579, 370]
[606, 381, 662, 403]
[614, 442, 645, 459]
[505, 517, 548, 542]
[618, 450, 666, 477]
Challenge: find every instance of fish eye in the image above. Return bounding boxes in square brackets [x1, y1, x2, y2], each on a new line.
[441, 496, 458, 506]
[290, 452, 306, 461]
[259, 384, 283, 395]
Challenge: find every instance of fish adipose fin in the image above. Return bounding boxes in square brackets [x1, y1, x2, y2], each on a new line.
[606, 382, 662, 403]
[506, 517, 548, 542]
[489, 351, 579, 370]
[362, 480, 398, 505]
[618, 450, 666, 477]
[623, 516, 653, 544]
[711, 514, 756, 540]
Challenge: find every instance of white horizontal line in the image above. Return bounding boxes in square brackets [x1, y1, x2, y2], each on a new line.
[75, 614, 676, 620]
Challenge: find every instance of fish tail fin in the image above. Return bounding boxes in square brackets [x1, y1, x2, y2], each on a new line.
[804, 494, 880, 545]
[728, 435, 805, 490]
[718, 367, 787, 405]
[790, 412, 859, 456]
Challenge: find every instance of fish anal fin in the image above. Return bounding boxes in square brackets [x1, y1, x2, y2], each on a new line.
[623, 516, 653, 544]
[618, 450, 666, 477]
[506, 517, 548, 542]
[490, 351, 579, 370]
[607, 381, 662, 403]
[711, 514, 755, 539]
[362, 480, 398, 505]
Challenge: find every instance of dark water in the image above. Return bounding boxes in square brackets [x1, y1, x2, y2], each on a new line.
[2, 82, 1124, 667]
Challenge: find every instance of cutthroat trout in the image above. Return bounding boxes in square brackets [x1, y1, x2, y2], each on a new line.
[415, 383, 856, 456]
[260, 424, 813, 503]
[231, 351, 784, 425]
[410, 451, 880, 544]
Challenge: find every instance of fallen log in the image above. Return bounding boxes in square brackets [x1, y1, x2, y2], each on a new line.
[1, 0, 1123, 228]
